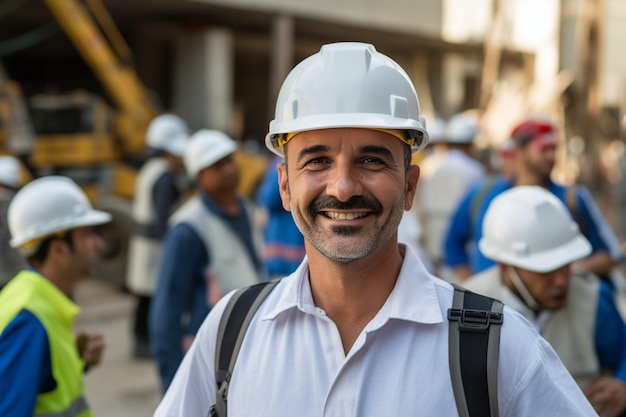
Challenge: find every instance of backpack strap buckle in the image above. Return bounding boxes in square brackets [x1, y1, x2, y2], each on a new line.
[448, 308, 503, 333]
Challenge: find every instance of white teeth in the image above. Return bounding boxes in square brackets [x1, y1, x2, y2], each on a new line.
[326, 211, 367, 220]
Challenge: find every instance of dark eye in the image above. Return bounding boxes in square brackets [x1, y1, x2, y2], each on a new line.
[303, 156, 330, 170]
[361, 157, 386, 167]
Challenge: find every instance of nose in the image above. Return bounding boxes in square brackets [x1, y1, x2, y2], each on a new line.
[551, 265, 570, 288]
[325, 159, 363, 202]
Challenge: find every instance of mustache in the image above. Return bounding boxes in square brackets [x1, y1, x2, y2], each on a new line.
[308, 195, 383, 216]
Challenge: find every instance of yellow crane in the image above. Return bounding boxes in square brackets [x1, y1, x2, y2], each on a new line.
[1, 0, 160, 284]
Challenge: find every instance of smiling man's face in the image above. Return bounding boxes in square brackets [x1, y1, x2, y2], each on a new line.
[278, 128, 419, 263]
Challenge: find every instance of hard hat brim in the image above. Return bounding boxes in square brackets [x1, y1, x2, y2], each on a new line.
[479, 234, 592, 273]
[266, 113, 428, 157]
[10, 209, 112, 249]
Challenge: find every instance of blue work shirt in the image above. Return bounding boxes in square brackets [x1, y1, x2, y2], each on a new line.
[256, 157, 305, 277]
[0, 310, 55, 417]
[444, 177, 622, 273]
[149, 192, 261, 391]
[596, 280, 626, 381]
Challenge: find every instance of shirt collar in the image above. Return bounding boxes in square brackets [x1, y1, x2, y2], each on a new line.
[19, 269, 81, 325]
[262, 247, 444, 326]
[200, 192, 243, 219]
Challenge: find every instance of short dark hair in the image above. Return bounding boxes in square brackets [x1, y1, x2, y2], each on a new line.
[26, 231, 74, 266]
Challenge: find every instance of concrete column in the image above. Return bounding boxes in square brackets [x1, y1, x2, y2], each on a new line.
[173, 28, 234, 132]
[268, 15, 294, 120]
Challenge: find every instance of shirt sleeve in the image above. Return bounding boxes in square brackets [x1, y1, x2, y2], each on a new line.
[594, 280, 626, 382]
[149, 223, 209, 392]
[0, 310, 55, 417]
[576, 186, 623, 261]
[152, 172, 182, 239]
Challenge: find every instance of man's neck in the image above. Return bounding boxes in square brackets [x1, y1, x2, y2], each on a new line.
[514, 172, 549, 187]
[204, 191, 240, 216]
[36, 265, 74, 297]
[306, 242, 404, 353]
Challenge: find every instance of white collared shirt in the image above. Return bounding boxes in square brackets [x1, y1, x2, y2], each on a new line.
[155, 249, 597, 417]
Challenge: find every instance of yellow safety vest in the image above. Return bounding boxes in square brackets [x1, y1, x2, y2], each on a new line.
[0, 270, 93, 417]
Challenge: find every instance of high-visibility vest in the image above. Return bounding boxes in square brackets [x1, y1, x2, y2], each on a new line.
[0, 270, 93, 417]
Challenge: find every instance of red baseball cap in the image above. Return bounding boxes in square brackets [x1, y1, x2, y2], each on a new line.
[511, 118, 558, 148]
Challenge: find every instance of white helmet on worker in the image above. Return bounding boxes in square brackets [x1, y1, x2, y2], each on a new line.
[445, 112, 478, 144]
[184, 129, 237, 178]
[426, 117, 447, 144]
[265, 42, 429, 157]
[0, 155, 21, 189]
[146, 114, 190, 157]
[8, 176, 111, 254]
[479, 186, 591, 272]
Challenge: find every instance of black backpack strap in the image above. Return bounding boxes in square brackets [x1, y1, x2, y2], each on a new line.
[448, 284, 504, 417]
[209, 279, 280, 417]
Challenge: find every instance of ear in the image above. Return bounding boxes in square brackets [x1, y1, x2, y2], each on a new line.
[404, 164, 420, 211]
[277, 162, 291, 212]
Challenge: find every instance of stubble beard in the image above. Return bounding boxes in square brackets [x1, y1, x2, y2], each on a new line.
[294, 195, 405, 264]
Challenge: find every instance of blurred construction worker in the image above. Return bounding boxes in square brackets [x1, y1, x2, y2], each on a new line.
[445, 117, 622, 280]
[0, 176, 110, 417]
[0, 155, 26, 289]
[414, 113, 486, 277]
[256, 154, 305, 278]
[126, 113, 191, 360]
[463, 186, 626, 417]
[149, 129, 265, 391]
[155, 42, 597, 417]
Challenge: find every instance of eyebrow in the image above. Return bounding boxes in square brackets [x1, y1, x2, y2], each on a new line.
[296, 144, 396, 163]
[358, 145, 394, 160]
[296, 145, 330, 163]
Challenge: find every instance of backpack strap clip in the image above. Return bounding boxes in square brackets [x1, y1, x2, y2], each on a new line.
[448, 308, 503, 333]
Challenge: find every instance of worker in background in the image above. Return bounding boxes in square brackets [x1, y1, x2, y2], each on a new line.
[256, 154, 306, 278]
[0, 176, 110, 417]
[149, 129, 265, 392]
[413, 113, 486, 279]
[444, 117, 623, 281]
[463, 186, 626, 417]
[233, 141, 269, 199]
[0, 155, 26, 290]
[126, 114, 191, 360]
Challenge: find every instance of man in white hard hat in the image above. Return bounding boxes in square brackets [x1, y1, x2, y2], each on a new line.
[463, 185, 626, 417]
[0, 176, 111, 417]
[0, 155, 27, 289]
[413, 113, 486, 277]
[126, 113, 191, 360]
[150, 129, 265, 391]
[155, 42, 596, 417]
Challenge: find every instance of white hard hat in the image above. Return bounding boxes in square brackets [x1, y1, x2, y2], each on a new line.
[265, 42, 429, 157]
[445, 113, 478, 144]
[427, 118, 447, 144]
[146, 114, 190, 157]
[479, 186, 591, 272]
[8, 176, 111, 251]
[184, 129, 237, 178]
[0, 155, 21, 189]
